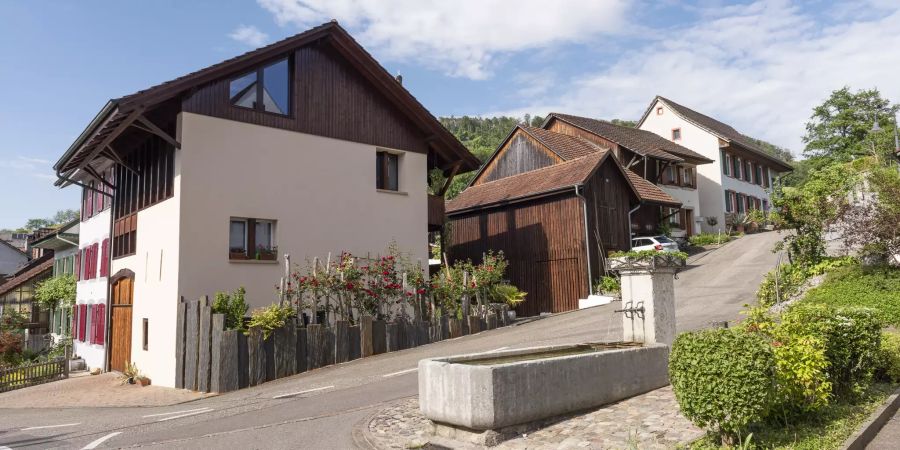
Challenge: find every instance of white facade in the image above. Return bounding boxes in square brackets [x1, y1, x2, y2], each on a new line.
[74, 209, 110, 371]
[0, 242, 27, 276]
[639, 99, 778, 233]
[108, 112, 430, 387]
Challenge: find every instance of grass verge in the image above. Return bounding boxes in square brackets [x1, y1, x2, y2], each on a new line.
[801, 265, 900, 327]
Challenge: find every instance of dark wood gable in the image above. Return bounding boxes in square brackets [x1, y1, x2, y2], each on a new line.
[182, 40, 428, 154]
[474, 129, 561, 185]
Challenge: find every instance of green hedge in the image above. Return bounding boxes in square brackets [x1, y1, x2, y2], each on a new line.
[802, 265, 900, 327]
[670, 328, 775, 440]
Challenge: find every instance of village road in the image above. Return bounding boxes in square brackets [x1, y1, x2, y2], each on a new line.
[0, 231, 783, 449]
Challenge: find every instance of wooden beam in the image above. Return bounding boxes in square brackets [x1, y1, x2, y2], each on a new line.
[133, 115, 180, 149]
[71, 108, 144, 176]
[83, 165, 115, 190]
[438, 162, 462, 196]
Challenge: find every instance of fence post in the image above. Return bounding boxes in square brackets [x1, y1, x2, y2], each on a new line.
[198, 296, 213, 393]
[334, 321, 350, 363]
[372, 319, 386, 355]
[296, 324, 308, 373]
[307, 324, 322, 370]
[274, 322, 297, 378]
[360, 316, 374, 357]
[323, 326, 335, 366]
[184, 300, 201, 391]
[247, 327, 266, 386]
[237, 331, 249, 389]
[211, 313, 224, 392]
[386, 322, 400, 353]
[349, 324, 361, 360]
[175, 296, 187, 389]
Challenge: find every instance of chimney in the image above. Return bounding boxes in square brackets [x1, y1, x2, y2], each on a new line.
[396, 73, 403, 85]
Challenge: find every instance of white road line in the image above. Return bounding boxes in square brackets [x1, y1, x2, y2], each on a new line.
[142, 407, 210, 418]
[81, 432, 121, 449]
[382, 368, 418, 378]
[155, 408, 214, 422]
[21, 422, 81, 431]
[272, 385, 334, 399]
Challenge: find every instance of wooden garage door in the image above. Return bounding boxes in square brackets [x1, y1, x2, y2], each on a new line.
[109, 277, 133, 372]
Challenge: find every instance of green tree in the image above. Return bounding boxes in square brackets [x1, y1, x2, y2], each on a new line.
[803, 87, 899, 161]
[610, 119, 636, 128]
[34, 275, 77, 311]
[21, 209, 80, 232]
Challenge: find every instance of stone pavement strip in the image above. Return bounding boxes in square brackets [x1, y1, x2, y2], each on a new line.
[362, 385, 703, 449]
[0, 371, 208, 408]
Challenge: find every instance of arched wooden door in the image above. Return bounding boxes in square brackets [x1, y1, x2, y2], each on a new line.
[109, 277, 133, 372]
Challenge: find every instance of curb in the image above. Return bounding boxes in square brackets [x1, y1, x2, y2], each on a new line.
[841, 386, 900, 450]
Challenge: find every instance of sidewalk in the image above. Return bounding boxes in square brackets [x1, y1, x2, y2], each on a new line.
[358, 386, 703, 449]
[867, 406, 900, 449]
[0, 372, 209, 408]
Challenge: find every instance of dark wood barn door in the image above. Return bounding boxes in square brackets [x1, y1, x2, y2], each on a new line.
[109, 277, 133, 372]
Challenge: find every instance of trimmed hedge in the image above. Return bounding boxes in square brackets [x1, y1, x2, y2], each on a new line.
[670, 328, 775, 439]
[802, 265, 900, 327]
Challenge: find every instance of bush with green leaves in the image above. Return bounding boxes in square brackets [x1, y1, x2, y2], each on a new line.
[594, 275, 620, 295]
[756, 257, 856, 306]
[212, 287, 249, 331]
[688, 232, 731, 247]
[670, 328, 776, 443]
[876, 330, 900, 383]
[780, 304, 882, 398]
[34, 275, 76, 311]
[247, 303, 295, 339]
[802, 264, 900, 327]
[488, 284, 526, 307]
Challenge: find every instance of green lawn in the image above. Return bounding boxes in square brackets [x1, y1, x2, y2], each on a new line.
[801, 265, 900, 327]
[690, 382, 897, 450]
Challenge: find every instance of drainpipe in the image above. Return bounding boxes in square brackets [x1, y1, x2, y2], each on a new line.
[628, 204, 642, 250]
[574, 184, 593, 296]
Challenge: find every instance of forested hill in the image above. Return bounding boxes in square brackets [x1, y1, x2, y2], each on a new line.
[438, 115, 793, 197]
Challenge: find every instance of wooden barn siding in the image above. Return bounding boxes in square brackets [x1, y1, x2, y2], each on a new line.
[632, 204, 661, 236]
[583, 162, 634, 283]
[448, 194, 587, 317]
[476, 131, 560, 184]
[182, 42, 428, 154]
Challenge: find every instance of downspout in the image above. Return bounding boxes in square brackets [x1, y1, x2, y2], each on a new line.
[574, 184, 593, 296]
[628, 203, 642, 250]
[104, 193, 115, 373]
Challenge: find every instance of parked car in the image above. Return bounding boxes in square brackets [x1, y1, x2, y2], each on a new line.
[631, 235, 680, 253]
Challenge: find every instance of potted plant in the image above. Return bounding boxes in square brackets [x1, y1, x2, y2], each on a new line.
[229, 247, 248, 260]
[255, 245, 278, 261]
[137, 375, 151, 387]
[733, 213, 749, 233]
[119, 362, 140, 385]
[595, 275, 621, 298]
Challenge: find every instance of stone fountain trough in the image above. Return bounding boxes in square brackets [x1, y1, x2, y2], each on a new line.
[418, 342, 669, 432]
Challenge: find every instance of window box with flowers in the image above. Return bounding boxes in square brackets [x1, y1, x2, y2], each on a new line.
[229, 217, 278, 263]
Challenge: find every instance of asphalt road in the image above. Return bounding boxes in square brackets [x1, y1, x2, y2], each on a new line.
[0, 231, 783, 450]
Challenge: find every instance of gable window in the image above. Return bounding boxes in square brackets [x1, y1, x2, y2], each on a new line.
[229, 58, 291, 115]
[376, 151, 400, 191]
[671, 128, 682, 140]
[229, 217, 277, 261]
[656, 106, 664, 115]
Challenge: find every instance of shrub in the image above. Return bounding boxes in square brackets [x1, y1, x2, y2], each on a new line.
[769, 327, 832, 415]
[34, 275, 76, 310]
[876, 330, 900, 383]
[212, 287, 249, 331]
[781, 304, 882, 398]
[802, 265, 900, 327]
[756, 257, 857, 306]
[670, 328, 776, 443]
[594, 275, 620, 295]
[489, 284, 526, 307]
[247, 303, 295, 339]
[688, 232, 731, 247]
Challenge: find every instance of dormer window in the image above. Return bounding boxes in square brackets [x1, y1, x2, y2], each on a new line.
[229, 58, 291, 115]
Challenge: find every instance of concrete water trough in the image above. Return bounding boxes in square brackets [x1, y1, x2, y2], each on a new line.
[418, 342, 669, 431]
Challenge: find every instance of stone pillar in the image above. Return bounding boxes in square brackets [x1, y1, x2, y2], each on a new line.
[616, 260, 678, 346]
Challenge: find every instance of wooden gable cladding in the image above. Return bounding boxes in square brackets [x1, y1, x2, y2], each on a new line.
[475, 129, 562, 185]
[182, 41, 428, 154]
[583, 161, 634, 282]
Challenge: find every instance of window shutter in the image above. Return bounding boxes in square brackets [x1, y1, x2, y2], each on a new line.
[99, 305, 106, 345]
[100, 239, 109, 277]
[75, 251, 81, 281]
[72, 306, 79, 341]
[89, 305, 96, 345]
[78, 304, 87, 341]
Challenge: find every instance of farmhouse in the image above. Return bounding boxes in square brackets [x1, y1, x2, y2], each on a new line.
[446, 125, 679, 316]
[52, 21, 478, 386]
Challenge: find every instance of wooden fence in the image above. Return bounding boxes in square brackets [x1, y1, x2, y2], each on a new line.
[0, 357, 68, 393]
[175, 296, 512, 393]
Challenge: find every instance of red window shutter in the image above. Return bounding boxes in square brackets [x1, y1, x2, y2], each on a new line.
[72, 305, 79, 340]
[92, 243, 99, 279]
[98, 305, 106, 345]
[100, 239, 109, 277]
[75, 251, 81, 281]
[89, 305, 96, 344]
[85, 246, 91, 280]
[78, 305, 87, 341]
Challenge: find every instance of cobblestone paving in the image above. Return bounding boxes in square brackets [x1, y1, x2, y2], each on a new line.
[363, 386, 703, 449]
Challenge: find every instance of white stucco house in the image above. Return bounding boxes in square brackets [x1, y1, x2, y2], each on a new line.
[52, 22, 478, 386]
[637, 96, 793, 233]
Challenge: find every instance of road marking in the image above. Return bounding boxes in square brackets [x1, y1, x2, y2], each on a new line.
[142, 407, 212, 418]
[155, 408, 214, 422]
[21, 422, 81, 431]
[272, 385, 334, 399]
[81, 432, 121, 449]
[382, 368, 417, 378]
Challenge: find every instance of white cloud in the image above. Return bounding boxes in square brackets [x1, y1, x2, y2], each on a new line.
[494, 0, 900, 156]
[257, 0, 629, 79]
[229, 25, 269, 47]
[0, 155, 54, 181]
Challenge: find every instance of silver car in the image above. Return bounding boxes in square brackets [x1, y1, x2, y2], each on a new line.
[631, 235, 680, 252]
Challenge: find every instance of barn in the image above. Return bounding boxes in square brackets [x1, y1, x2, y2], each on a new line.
[446, 126, 680, 316]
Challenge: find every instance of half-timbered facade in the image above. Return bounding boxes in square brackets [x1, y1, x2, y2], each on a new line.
[52, 22, 478, 385]
[637, 96, 792, 232]
[447, 126, 677, 316]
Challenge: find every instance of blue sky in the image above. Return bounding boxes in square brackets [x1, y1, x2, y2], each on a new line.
[2, 0, 899, 229]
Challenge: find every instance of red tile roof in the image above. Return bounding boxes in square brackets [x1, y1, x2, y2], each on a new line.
[623, 171, 682, 206]
[521, 126, 605, 160]
[447, 151, 610, 213]
[0, 255, 53, 296]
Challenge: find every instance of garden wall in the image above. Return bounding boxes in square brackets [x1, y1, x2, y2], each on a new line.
[174, 296, 511, 392]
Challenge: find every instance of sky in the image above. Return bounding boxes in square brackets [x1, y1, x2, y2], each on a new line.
[1, 0, 899, 229]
